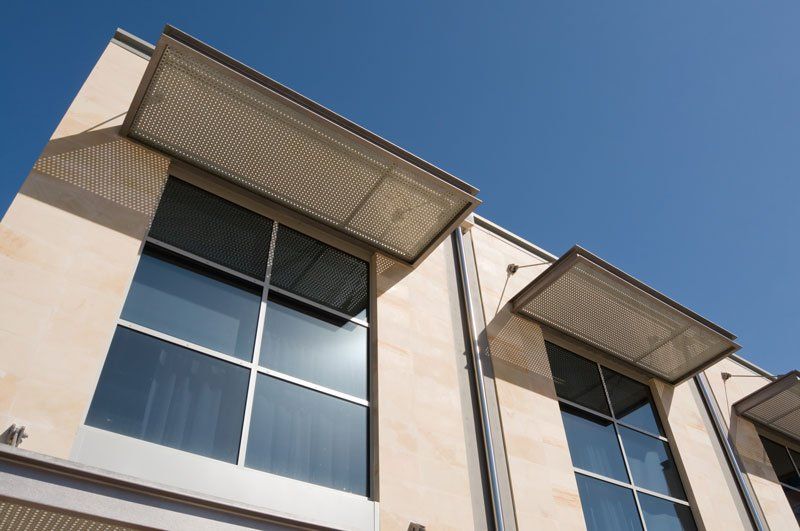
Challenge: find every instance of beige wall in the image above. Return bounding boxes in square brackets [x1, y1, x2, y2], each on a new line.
[470, 224, 586, 531]
[704, 358, 800, 530]
[376, 240, 488, 530]
[650, 378, 753, 530]
[468, 223, 784, 531]
[0, 42, 169, 458]
[1, 31, 797, 531]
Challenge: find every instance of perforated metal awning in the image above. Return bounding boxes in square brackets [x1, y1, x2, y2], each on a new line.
[735, 371, 800, 443]
[510, 245, 740, 384]
[121, 26, 480, 266]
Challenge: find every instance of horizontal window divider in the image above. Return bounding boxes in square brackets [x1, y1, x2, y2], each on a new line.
[574, 467, 633, 490]
[557, 397, 667, 442]
[557, 397, 614, 423]
[782, 482, 800, 494]
[266, 285, 369, 327]
[257, 366, 369, 407]
[632, 486, 691, 506]
[615, 421, 668, 442]
[573, 467, 691, 507]
[145, 237, 266, 286]
[117, 319, 252, 369]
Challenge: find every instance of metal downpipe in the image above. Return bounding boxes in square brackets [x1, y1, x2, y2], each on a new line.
[694, 372, 767, 531]
[453, 228, 505, 531]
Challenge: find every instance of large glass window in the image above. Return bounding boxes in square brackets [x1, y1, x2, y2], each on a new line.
[547, 342, 697, 531]
[86, 178, 370, 496]
[760, 436, 800, 524]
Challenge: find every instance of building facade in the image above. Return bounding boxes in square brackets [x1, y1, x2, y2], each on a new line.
[0, 26, 798, 531]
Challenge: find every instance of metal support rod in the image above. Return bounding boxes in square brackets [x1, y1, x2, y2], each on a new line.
[694, 373, 767, 531]
[453, 228, 505, 531]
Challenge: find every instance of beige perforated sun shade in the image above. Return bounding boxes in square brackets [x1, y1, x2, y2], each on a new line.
[735, 371, 800, 443]
[511, 246, 739, 384]
[121, 26, 479, 266]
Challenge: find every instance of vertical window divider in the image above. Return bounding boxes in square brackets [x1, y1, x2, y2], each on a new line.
[787, 447, 800, 480]
[237, 222, 280, 466]
[597, 361, 650, 531]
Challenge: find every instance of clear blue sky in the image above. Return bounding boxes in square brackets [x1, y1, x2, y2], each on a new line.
[2, 2, 798, 374]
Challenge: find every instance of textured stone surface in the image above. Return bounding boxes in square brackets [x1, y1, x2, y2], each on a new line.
[471, 225, 587, 530]
[377, 239, 487, 530]
[0, 42, 167, 458]
[705, 358, 800, 530]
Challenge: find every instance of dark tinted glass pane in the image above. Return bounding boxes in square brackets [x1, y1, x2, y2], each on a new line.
[245, 374, 368, 495]
[561, 404, 628, 482]
[122, 248, 261, 361]
[547, 342, 610, 414]
[86, 327, 249, 463]
[639, 493, 697, 531]
[783, 487, 800, 524]
[261, 294, 367, 398]
[575, 474, 643, 531]
[150, 177, 274, 279]
[621, 427, 687, 499]
[602, 368, 663, 435]
[271, 225, 368, 318]
[761, 438, 800, 489]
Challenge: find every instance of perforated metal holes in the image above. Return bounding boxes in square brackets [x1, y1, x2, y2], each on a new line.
[126, 41, 477, 263]
[736, 372, 800, 442]
[0, 500, 134, 531]
[149, 177, 273, 279]
[271, 225, 369, 317]
[513, 248, 738, 384]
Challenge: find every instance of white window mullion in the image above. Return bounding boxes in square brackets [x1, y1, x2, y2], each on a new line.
[237, 223, 279, 466]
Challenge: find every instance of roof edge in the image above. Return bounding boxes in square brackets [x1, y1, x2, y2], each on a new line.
[112, 28, 155, 59]
[160, 24, 478, 197]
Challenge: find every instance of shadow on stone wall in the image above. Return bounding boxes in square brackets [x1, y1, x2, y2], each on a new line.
[15, 126, 170, 239]
[482, 304, 558, 399]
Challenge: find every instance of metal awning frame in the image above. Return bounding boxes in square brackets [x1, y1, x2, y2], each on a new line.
[735, 370, 800, 443]
[120, 25, 480, 267]
[511, 245, 740, 385]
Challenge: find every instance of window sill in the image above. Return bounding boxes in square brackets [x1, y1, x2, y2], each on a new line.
[71, 426, 377, 531]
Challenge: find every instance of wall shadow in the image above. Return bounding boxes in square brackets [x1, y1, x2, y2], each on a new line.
[12, 127, 170, 240]
[481, 303, 558, 400]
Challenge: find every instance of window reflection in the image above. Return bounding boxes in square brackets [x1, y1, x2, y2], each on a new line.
[561, 404, 629, 482]
[575, 474, 643, 531]
[122, 247, 261, 361]
[639, 493, 697, 531]
[620, 427, 686, 499]
[86, 327, 249, 463]
[761, 437, 800, 489]
[547, 342, 610, 415]
[260, 294, 367, 398]
[245, 374, 368, 495]
[602, 367, 663, 435]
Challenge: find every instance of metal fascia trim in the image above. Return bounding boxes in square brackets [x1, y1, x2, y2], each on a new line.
[511, 245, 741, 384]
[470, 215, 557, 262]
[159, 24, 478, 197]
[120, 30, 481, 266]
[511, 245, 738, 341]
[734, 370, 800, 416]
[112, 28, 155, 58]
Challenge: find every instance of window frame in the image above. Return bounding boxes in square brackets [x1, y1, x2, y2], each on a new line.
[83, 169, 377, 499]
[546, 335, 699, 530]
[759, 434, 800, 517]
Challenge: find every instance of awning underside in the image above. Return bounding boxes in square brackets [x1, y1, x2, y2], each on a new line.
[122, 30, 479, 265]
[512, 247, 739, 384]
[736, 371, 800, 442]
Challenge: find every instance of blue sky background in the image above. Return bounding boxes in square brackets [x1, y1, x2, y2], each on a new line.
[2, 2, 798, 374]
